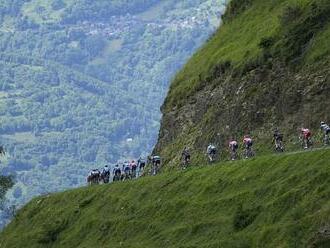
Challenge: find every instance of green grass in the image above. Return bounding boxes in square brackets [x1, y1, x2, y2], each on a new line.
[305, 23, 330, 64]
[1, 149, 330, 247]
[164, 0, 330, 111]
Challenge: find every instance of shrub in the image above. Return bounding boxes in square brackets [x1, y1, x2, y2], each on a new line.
[280, 5, 303, 25]
[222, 0, 253, 23]
[277, 0, 330, 63]
[233, 205, 260, 231]
[258, 37, 275, 50]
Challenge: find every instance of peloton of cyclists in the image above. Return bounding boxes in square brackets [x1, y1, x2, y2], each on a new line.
[87, 120, 329, 184]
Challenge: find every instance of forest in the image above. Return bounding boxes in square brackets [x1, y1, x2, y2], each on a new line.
[0, 0, 226, 227]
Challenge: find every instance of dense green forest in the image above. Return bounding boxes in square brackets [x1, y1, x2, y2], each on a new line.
[0, 0, 227, 227]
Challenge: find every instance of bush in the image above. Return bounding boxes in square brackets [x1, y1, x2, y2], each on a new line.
[277, 0, 330, 63]
[222, 0, 252, 23]
[280, 5, 303, 25]
[258, 37, 275, 50]
[233, 205, 260, 231]
[0, 175, 14, 207]
[38, 218, 68, 244]
[51, 0, 66, 11]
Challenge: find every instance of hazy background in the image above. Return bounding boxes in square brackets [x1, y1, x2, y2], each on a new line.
[0, 0, 227, 227]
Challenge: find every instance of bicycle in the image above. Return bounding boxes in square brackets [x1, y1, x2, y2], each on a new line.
[244, 146, 255, 159]
[230, 149, 238, 160]
[299, 136, 313, 149]
[181, 156, 190, 170]
[274, 139, 284, 153]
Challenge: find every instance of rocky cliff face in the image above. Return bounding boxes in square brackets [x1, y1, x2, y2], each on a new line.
[154, 0, 330, 166]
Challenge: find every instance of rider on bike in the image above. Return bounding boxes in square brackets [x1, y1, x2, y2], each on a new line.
[151, 155, 161, 175]
[206, 144, 217, 162]
[320, 121, 330, 145]
[94, 168, 101, 176]
[102, 165, 110, 175]
[273, 128, 284, 151]
[138, 157, 146, 171]
[130, 160, 137, 178]
[101, 165, 110, 183]
[124, 162, 131, 179]
[181, 147, 191, 168]
[228, 140, 238, 160]
[89, 169, 101, 184]
[113, 164, 121, 179]
[243, 135, 253, 158]
[300, 128, 312, 149]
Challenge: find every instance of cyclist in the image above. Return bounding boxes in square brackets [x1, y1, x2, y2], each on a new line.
[151, 155, 161, 175]
[181, 147, 191, 169]
[273, 128, 284, 152]
[112, 164, 121, 182]
[243, 135, 254, 159]
[138, 157, 146, 172]
[91, 169, 101, 184]
[101, 165, 110, 183]
[206, 144, 217, 162]
[228, 140, 238, 160]
[300, 128, 312, 149]
[123, 162, 131, 180]
[320, 121, 330, 145]
[130, 160, 137, 178]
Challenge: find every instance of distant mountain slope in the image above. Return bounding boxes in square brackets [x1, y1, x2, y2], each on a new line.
[154, 0, 330, 166]
[0, 149, 329, 247]
[0, 0, 227, 227]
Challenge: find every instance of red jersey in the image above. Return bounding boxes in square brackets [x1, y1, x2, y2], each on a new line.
[301, 129, 311, 138]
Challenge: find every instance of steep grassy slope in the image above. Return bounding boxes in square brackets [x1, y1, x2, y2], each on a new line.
[154, 0, 330, 166]
[1, 149, 330, 247]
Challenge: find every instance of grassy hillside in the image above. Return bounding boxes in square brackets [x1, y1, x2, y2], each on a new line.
[0, 149, 330, 247]
[154, 0, 330, 166]
[165, 0, 330, 108]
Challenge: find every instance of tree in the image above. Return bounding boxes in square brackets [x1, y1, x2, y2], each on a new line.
[0, 175, 14, 208]
[0, 146, 5, 156]
[0, 147, 14, 208]
[51, 0, 66, 11]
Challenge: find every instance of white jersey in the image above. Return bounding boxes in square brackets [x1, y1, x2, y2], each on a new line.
[321, 123, 330, 132]
[207, 145, 216, 153]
